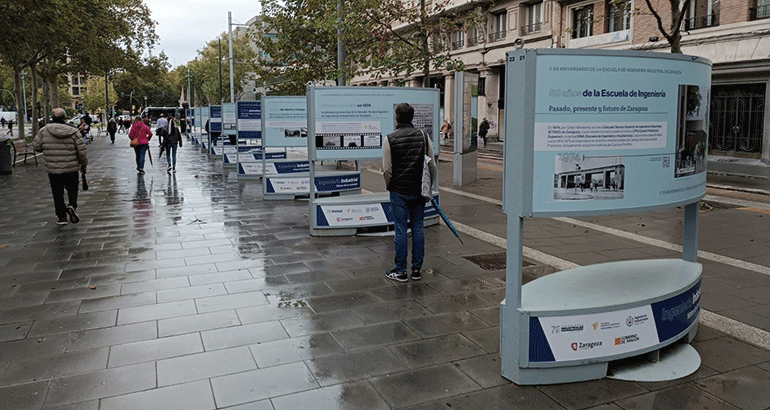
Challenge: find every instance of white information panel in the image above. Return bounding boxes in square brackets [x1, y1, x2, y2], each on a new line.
[263, 96, 307, 148]
[505, 50, 712, 217]
[308, 87, 440, 161]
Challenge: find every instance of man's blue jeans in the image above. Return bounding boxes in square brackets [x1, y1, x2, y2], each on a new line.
[390, 191, 426, 272]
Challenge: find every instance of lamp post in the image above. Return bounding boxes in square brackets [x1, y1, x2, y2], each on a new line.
[228, 12, 250, 103]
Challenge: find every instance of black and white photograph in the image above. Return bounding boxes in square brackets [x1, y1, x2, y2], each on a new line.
[363, 134, 382, 147]
[321, 135, 340, 148]
[675, 84, 708, 178]
[553, 155, 625, 200]
[284, 128, 302, 138]
[344, 135, 361, 147]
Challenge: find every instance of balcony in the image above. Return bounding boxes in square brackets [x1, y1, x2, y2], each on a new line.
[683, 13, 719, 30]
[522, 22, 542, 36]
[750, 4, 770, 19]
[467, 35, 483, 46]
[451, 40, 464, 50]
[489, 30, 506, 42]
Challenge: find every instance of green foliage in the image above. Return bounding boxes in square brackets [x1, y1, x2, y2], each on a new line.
[83, 77, 119, 113]
[184, 34, 256, 103]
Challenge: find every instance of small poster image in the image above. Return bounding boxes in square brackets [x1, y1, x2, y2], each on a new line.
[553, 154, 625, 201]
[675, 85, 708, 178]
[321, 135, 341, 148]
[284, 129, 302, 138]
[344, 135, 362, 147]
[363, 134, 382, 147]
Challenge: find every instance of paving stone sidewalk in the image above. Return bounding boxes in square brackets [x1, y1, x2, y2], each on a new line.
[0, 134, 768, 409]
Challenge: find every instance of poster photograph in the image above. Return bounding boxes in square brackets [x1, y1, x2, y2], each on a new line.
[553, 155, 625, 200]
[675, 85, 708, 178]
[344, 135, 362, 147]
[322, 135, 341, 148]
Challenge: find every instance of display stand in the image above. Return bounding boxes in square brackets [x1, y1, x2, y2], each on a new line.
[207, 105, 221, 156]
[199, 107, 210, 152]
[500, 49, 711, 385]
[307, 86, 441, 236]
[453, 71, 478, 186]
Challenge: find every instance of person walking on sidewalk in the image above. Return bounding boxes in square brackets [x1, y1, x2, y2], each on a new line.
[382, 103, 436, 282]
[32, 108, 88, 226]
[6, 119, 13, 136]
[128, 116, 152, 175]
[107, 118, 117, 144]
[441, 119, 451, 142]
[478, 117, 489, 147]
[164, 118, 182, 173]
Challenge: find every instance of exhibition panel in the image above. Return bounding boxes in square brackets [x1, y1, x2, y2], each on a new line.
[500, 49, 711, 385]
[307, 86, 441, 236]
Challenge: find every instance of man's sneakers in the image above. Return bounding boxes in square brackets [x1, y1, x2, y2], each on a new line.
[385, 268, 423, 282]
[56, 217, 68, 226]
[384, 269, 408, 282]
[66, 206, 79, 224]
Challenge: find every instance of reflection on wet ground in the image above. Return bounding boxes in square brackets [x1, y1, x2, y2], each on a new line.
[0, 136, 769, 409]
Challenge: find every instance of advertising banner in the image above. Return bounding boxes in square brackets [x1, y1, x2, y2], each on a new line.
[238, 160, 309, 176]
[265, 173, 361, 194]
[308, 87, 440, 160]
[263, 96, 307, 148]
[237, 101, 262, 140]
[315, 196, 439, 228]
[528, 280, 700, 363]
[505, 50, 711, 216]
[222, 103, 237, 135]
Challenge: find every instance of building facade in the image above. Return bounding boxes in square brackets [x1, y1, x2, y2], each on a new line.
[351, 0, 770, 163]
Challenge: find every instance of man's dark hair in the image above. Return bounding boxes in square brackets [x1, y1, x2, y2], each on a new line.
[51, 108, 67, 124]
[394, 103, 414, 125]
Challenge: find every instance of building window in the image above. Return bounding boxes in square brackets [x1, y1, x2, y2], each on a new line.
[72, 77, 79, 86]
[685, 0, 719, 29]
[751, 0, 770, 19]
[710, 84, 765, 154]
[490, 11, 507, 42]
[571, 5, 594, 39]
[451, 30, 465, 50]
[607, 0, 631, 32]
[72, 87, 80, 96]
[468, 26, 482, 46]
[523, 1, 543, 35]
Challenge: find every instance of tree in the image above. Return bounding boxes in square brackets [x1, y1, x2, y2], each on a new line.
[186, 34, 256, 102]
[83, 77, 118, 113]
[642, 0, 691, 53]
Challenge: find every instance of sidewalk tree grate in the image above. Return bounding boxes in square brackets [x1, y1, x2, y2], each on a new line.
[464, 252, 534, 271]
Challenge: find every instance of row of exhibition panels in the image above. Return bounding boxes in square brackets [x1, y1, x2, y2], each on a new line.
[185, 87, 442, 236]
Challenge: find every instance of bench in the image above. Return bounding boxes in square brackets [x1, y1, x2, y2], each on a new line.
[12, 139, 37, 167]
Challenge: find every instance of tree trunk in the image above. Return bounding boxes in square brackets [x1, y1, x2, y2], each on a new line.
[31, 65, 40, 136]
[670, 6, 683, 53]
[13, 67, 25, 139]
[41, 70, 49, 124]
[49, 70, 60, 109]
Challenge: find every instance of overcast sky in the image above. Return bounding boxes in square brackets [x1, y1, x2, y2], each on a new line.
[144, 0, 261, 68]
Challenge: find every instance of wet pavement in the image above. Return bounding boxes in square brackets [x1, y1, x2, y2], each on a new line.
[0, 133, 769, 409]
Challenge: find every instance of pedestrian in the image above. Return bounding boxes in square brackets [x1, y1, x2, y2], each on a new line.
[107, 118, 117, 143]
[32, 108, 88, 226]
[478, 117, 489, 147]
[164, 118, 182, 173]
[440, 119, 451, 142]
[78, 118, 90, 144]
[382, 103, 436, 282]
[118, 118, 126, 133]
[7, 119, 13, 136]
[128, 115, 153, 175]
[1, 117, 5, 127]
[180, 116, 187, 138]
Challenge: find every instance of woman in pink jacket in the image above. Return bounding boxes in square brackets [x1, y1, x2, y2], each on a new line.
[128, 116, 153, 174]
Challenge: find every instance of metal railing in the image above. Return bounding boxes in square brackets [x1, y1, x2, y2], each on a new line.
[467, 35, 483, 46]
[683, 13, 719, 30]
[489, 30, 506, 42]
[750, 4, 770, 19]
[451, 40, 464, 50]
[522, 22, 542, 35]
[709, 88, 765, 153]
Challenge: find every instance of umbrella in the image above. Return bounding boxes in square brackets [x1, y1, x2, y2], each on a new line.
[429, 197, 463, 244]
[146, 145, 153, 166]
[81, 170, 88, 191]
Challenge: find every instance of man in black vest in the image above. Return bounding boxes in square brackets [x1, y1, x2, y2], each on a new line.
[382, 103, 436, 282]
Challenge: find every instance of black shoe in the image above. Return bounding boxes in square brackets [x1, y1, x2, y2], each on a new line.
[385, 269, 408, 282]
[411, 268, 422, 281]
[66, 206, 79, 224]
[167, 166, 172, 173]
[56, 217, 68, 226]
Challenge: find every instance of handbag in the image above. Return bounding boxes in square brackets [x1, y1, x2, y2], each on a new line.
[420, 130, 433, 201]
[129, 123, 140, 146]
[130, 138, 139, 147]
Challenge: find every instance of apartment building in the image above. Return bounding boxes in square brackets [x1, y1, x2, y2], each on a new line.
[67, 73, 88, 110]
[352, 0, 770, 163]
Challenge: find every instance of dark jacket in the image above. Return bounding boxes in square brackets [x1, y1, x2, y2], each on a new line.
[165, 122, 182, 147]
[385, 124, 426, 195]
[32, 123, 88, 174]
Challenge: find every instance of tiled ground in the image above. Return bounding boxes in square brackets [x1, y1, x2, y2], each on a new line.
[0, 133, 768, 409]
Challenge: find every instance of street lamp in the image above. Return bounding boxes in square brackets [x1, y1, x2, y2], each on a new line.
[228, 12, 250, 103]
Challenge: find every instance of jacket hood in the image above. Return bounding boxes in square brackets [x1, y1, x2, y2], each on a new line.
[43, 123, 80, 139]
